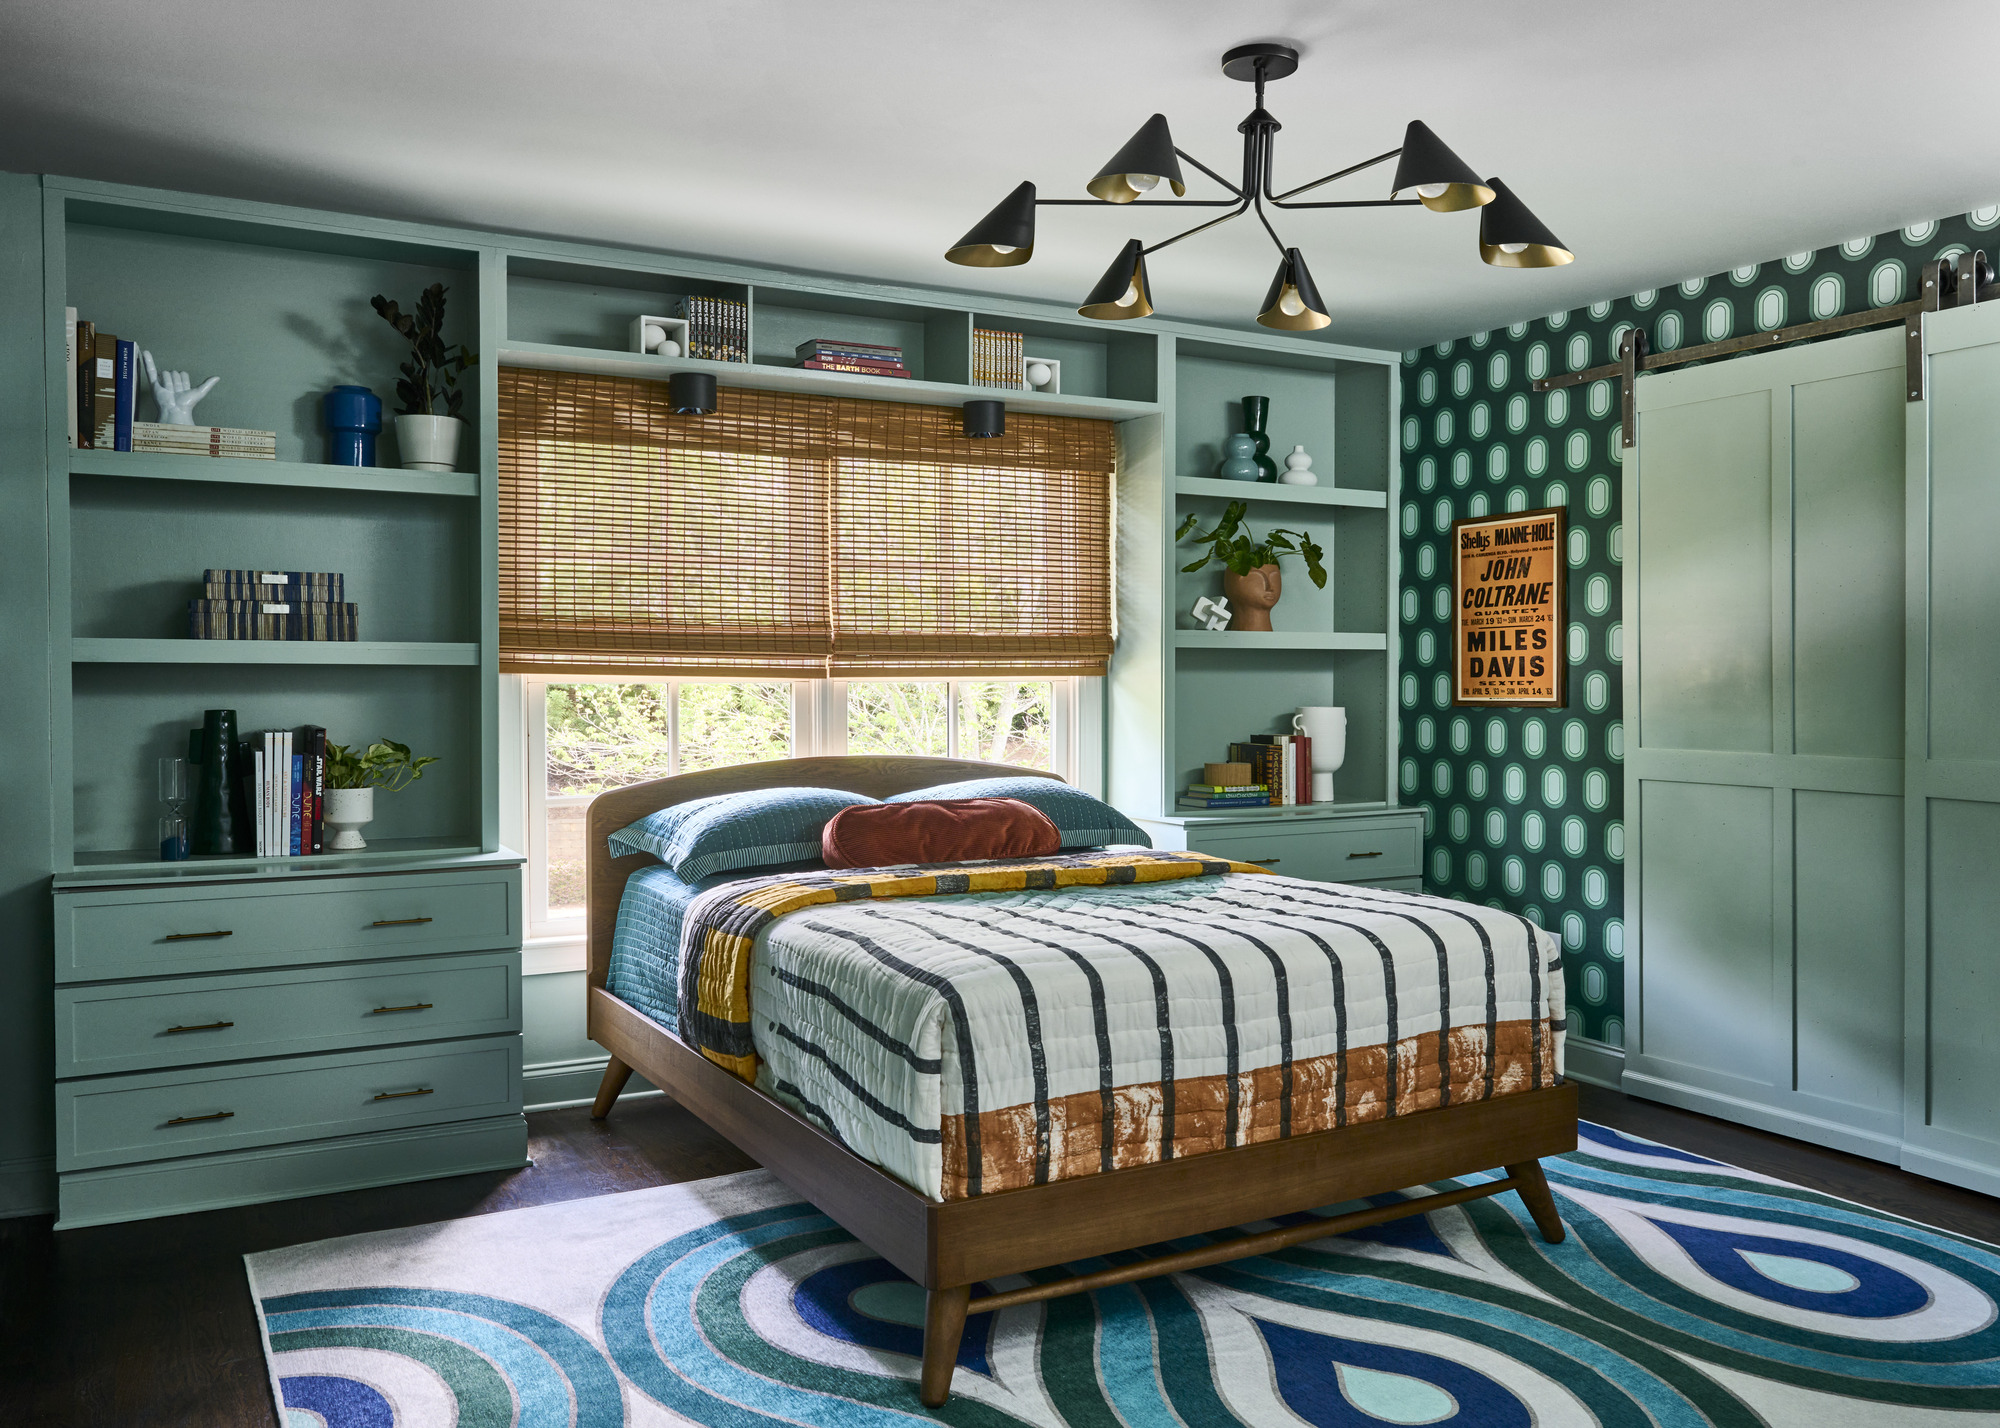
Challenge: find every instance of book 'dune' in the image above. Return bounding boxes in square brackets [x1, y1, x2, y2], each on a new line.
[189, 569, 357, 641]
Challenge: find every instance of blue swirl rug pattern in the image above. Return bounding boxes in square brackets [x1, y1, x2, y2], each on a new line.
[248, 1121, 2000, 1426]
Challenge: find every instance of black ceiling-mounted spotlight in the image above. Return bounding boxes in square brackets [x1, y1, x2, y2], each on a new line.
[1077, 239, 1155, 321]
[668, 371, 717, 415]
[1477, 177, 1574, 268]
[943, 41, 1572, 326]
[962, 399, 1006, 438]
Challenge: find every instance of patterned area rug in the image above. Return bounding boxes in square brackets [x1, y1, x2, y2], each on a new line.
[248, 1121, 2000, 1426]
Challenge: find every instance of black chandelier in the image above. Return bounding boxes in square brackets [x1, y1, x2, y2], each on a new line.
[945, 43, 1573, 329]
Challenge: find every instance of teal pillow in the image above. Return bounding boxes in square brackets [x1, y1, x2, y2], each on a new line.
[608, 786, 878, 882]
[885, 777, 1150, 849]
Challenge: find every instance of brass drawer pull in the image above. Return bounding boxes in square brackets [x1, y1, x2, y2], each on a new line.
[372, 1087, 434, 1102]
[370, 917, 434, 928]
[163, 930, 233, 942]
[370, 1002, 434, 1015]
[164, 1020, 235, 1035]
[1245, 857, 1282, 865]
[1347, 850, 1385, 859]
[165, 1110, 234, 1126]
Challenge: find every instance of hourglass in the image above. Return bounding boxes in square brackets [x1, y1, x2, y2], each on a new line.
[159, 756, 190, 861]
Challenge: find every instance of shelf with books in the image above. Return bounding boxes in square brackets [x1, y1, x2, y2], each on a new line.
[68, 448, 477, 497]
[505, 254, 748, 360]
[751, 285, 965, 384]
[970, 312, 1158, 403]
[1171, 631, 1389, 651]
[1172, 476, 1387, 509]
[70, 638, 480, 665]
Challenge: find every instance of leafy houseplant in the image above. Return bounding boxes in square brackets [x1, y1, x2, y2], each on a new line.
[370, 283, 476, 473]
[321, 740, 439, 850]
[1177, 500, 1327, 633]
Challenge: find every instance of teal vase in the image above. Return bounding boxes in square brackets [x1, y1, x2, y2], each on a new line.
[1218, 432, 1260, 480]
[1242, 395, 1278, 481]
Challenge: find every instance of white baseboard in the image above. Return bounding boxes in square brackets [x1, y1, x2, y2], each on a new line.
[1563, 1037, 1624, 1091]
[523, 1054, 660, 1112]
[1619, 1067, 1904, 1164]
[0, 1154, 55, 1219]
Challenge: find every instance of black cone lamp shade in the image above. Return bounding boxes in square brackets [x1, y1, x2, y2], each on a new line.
[945, 181, 1037, 267]
[668, 371, 718, 415]
[1478, 177, 1574, 267]
[962, 400, 1006, 438]
[1077, 239, 1155, 321]
[1256, 248, 1331, 331]
[1087, 114, 1188, 203]
[1389, 120, 1495, 213]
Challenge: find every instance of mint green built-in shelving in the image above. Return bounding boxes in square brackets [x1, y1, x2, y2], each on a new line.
[71, 638, 480, 665]
[70, 449, 477, 497]
[1171, 631, 1389, 652]
[1173, 476, 1388, 509]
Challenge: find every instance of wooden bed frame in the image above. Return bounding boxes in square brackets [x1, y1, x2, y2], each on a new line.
[586, 755, 1577, 1407]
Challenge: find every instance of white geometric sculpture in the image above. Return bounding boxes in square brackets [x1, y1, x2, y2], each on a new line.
[1192, 595, 1232, 631]
[141, 350, 219, 425]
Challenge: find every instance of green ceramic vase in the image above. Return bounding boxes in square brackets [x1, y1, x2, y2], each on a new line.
[1242, 395, 1278, 481]
[187, 708, 251, 855]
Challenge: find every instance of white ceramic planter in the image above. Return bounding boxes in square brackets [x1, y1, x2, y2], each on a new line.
[395, 414, 464, 472]
[324, 786, 375, 849]
[1292, 705, 1348, 802]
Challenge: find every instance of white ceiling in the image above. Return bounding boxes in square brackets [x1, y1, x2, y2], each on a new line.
[5, 1, 2000, 351]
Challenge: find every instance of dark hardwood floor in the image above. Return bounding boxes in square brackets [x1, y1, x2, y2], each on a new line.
[4, 1083, 1997, 1426]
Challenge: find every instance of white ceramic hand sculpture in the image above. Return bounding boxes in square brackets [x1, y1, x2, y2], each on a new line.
[142, 350, 219, 426]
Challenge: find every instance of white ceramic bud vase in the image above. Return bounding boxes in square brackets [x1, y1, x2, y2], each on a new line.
[324, 787, 375, 849]
[1292, 706, 1347, 802]
[1279, 443, 1319, 486]
[395, 414, 464, 472]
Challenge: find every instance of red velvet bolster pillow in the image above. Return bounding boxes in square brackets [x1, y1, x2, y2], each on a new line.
[821, 797, 1062, 869]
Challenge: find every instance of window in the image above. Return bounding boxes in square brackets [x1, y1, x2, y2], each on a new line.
[524, 677, 1081, 937]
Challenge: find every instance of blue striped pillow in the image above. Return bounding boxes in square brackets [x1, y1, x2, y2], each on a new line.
[607, 786, 878, 882]
[885, 777, 1150, 849]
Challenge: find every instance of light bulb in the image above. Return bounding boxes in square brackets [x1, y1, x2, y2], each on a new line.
[1279, 285, 1306, 317]
[1416, 182, 1450, 199]
[989, 244, 1017, 255]
[1116, 280, 1140, 307]
[1127, 173, 1160, 193]
[1499, 242, 1529, 254]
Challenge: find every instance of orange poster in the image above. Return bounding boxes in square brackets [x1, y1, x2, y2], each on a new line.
[1451, 507, 1567, 707]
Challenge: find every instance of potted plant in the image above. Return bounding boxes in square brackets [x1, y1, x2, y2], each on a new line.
[322, 739, 439, 849]
[1177, 500, 1327, 632]
[370, 283, 476, 472]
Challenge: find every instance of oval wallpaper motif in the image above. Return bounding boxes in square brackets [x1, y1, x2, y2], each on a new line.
[1399, 205, 1996, 1046]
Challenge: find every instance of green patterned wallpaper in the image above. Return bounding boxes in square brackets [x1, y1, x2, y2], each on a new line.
[1396, 202, 2000, 1047]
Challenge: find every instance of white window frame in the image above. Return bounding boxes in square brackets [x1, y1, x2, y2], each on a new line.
[520, 675, 1095, 945]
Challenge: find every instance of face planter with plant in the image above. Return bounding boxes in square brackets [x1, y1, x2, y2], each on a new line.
[321, 740, 439, 850]
[1177, 500, 1327, 632]
[370, 282, 477, 473]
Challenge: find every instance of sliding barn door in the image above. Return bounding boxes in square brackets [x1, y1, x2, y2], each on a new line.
[1623, 328, 1907, 1159]
[1904, 301, 2000, 1196]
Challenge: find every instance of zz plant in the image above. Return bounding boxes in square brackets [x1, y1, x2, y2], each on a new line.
[370, 282, 476, 418]
[324, 739, 439, 794]
[1177, 500, 1327, 586]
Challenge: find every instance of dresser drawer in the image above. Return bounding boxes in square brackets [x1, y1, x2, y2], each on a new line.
[55, 867, 520, 982]
[55, 951, 521, 1077]
[1189, 817, 1422, 883]
[54, 1036, 521, 1171]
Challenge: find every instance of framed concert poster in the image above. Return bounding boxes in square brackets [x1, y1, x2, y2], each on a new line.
[1450, 506, 1567, 707]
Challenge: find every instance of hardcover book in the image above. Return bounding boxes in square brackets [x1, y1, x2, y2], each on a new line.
[74, 319, 95, 449]
[90, 331, 118, 449]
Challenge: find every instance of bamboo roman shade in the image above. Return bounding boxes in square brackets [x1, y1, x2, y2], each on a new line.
[497, 367, 1116, 677]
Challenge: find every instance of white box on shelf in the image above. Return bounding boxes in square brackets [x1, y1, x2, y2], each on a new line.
[628, 315, 693, 359]
[1021, 355, 1062, 395]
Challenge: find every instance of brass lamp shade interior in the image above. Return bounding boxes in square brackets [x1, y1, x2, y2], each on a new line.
[1078, 239, 1154, 320]
[1478, 177, 1574, 267]
[945, 181, 1037, 266]
[1389, 120, 1495, 213]
[1087, 114, 1188, 203]
[1257, 248, 1332, 331]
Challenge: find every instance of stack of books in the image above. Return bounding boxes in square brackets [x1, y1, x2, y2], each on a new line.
[796, 339, 911, 378]
[245, 725, 327, 857]
[676, 295, 748, 362]
[1179, 780, 1271, 809]
[189, 569, 358, 641]
[1176, 736, 1314, 809]
[133, 422, 276, 459]
[973, 328, 1025, 389]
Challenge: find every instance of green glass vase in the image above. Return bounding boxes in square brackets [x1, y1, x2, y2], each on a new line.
[186, 708, 251, 855]
[1242, 395, 1278, 481]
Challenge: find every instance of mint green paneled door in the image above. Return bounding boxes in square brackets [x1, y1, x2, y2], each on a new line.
[1625, 328, 1906, 1161]
[1905, 303, 2000, 1196]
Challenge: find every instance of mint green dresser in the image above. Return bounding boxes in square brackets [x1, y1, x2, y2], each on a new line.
[1135, 806, 1425, 892]
[50, 851, 525, 1228]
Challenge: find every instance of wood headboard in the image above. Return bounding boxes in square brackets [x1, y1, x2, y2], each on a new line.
[584, 755, 1065, 991]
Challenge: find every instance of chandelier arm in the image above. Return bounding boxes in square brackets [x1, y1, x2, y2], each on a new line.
[1033, 198, 1243, 207]
[1249, 131, 1289, 257]
[1269, 146, 1403, 203]
[1269, 198, 1424, 209]
[1172, 147, 1244, 197]
[1141, 198, 1251, 256]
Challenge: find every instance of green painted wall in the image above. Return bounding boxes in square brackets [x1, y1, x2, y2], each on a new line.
[1397, 203, 2000, 1048]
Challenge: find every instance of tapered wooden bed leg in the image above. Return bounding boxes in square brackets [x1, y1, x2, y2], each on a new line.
[1506, 1159, 1565, 1242]
[918, 1284, 971, 1407]
[591, 1057, 635, 1119]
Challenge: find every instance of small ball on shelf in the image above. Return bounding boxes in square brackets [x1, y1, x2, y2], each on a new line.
[655, 339, 681, 358]
[1025, 361, 1053, 390]
[642, 323, 667, 352]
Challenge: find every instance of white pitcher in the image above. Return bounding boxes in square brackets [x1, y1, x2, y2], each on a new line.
[1292, 706, 1347, 803]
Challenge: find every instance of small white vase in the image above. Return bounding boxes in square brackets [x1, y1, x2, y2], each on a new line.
[395, 414, 464, 472]
[1292, 706, 1347, 802]
[324, 787, 375, 850]
[1279, 443, 1319, 486]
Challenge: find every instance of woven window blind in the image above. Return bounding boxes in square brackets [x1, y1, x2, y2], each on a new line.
[498, 367, 1116, 677]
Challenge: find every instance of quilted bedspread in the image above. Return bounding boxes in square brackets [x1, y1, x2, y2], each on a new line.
[664, 855, 1563, 1201]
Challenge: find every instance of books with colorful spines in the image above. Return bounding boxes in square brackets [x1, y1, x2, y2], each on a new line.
[801, 360, 912, 378]
[289, 746, 304, 855]
[301, 725, 326, 854]
[1185, 784, 1269, 795]
[133, 422, 277, 458]
[188, 600, 360, 641]
[796, 338, 903, 359]
[1178, 795, 1272, 808]
[91, 332, 118, 448]
[203, 569, 346, 600]
[74, 319, 95, 449]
